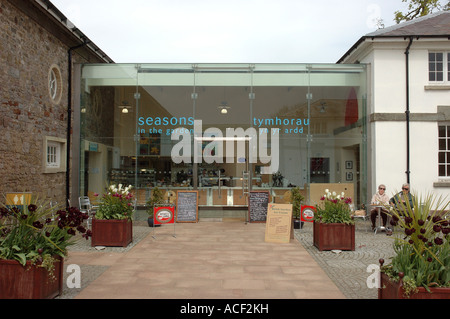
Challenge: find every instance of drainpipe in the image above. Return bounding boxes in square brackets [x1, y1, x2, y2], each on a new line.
[404, 37, 413, 184]
[66, 40, 88, 209]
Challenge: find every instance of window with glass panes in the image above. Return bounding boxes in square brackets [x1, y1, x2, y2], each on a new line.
[47, 143, 59, 168]
[438, 124, 450, 177]
[429, 52, 444, 82]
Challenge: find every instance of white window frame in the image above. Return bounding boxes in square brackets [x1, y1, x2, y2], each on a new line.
[48, 64, 63, 104]
[47, 142, 59, 168]
[438, 123, 450, 179]
[428, 51, 450, 83]
[43, 136, 67, 173]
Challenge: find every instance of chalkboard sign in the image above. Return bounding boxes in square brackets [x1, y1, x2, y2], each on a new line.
[248, 191, 269, 223]
[176, 191, 198, 223]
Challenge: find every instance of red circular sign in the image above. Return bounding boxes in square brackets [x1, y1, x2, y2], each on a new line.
[154, 207, 174, 224]
[301, 205, 315, 222]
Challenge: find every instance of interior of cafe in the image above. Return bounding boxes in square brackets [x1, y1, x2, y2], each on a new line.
[76, 63, 367, 220]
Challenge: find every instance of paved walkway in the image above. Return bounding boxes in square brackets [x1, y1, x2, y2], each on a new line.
[59, 219, 394, 299]
[61, 221, 345, 299]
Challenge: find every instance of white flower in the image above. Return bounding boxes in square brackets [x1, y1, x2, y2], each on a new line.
[325, 189, 329, 193]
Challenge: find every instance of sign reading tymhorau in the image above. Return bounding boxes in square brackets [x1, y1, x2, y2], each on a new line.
[265, 203, 293, 244]
[176, 191, 198, 223]
[248, 191, 269, 223]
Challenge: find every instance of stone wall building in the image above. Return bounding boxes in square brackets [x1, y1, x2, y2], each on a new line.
[0, 0, 112, 206]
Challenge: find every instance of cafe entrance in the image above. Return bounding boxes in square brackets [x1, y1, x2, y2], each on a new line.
[78, 63, 368, 218]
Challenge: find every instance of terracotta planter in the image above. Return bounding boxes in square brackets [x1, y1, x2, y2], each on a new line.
[378, 271, 450, 299]
[91, 218, 133, 247]
[313, 220, 355, 251]
[0, 256, 63, 299]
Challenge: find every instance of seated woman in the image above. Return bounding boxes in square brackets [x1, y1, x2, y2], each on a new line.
[370, 184, 390, 231]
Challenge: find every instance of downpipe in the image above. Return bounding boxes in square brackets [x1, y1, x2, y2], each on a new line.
[66, 41, 88, 209]
[404, 37, 413, 184]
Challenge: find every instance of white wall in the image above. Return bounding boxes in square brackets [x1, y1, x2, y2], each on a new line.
[370, 40, 450, 199]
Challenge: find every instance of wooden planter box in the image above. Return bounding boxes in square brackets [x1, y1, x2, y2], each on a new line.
[91, 218, 133, 247]
[313, 220, 355, 251]
[0, 256, 63, 299]
[378, 272, 450, 299]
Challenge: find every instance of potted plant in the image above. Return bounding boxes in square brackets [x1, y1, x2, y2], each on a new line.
[378, 192, 450, 299]
[290, 187, 305, 229]
[313, 189, 355, 251]
[146, 187, 165, 227]
[91, 184, 134, 247]
[0, 199, 91, 299]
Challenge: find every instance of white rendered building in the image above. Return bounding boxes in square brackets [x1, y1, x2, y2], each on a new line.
[338, 11, 450, 199]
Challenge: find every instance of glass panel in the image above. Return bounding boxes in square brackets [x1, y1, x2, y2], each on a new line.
[429, 72, 436, 81]
[439, 139, 446, 150]
[80, 64, 139, 214]
[439, 165, 445, 176]
[439, 125, 446, 137]
[439, 152, 445, 163]
[307, 65, 367, 208]
[193, 67, 252, 218]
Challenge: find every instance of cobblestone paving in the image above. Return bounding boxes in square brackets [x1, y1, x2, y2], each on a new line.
[294, 220, 396, 299]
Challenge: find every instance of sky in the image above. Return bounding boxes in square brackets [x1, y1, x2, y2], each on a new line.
[50, 0, 410, 63]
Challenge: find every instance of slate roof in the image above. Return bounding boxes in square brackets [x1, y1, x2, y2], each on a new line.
[367, 10, 450, 37]
[338, 11, 450, 63]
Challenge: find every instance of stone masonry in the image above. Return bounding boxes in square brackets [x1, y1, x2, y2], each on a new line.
[0, 0, 108, 204]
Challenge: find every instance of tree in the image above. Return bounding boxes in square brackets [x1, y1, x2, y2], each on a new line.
[395, 0, 450, 23]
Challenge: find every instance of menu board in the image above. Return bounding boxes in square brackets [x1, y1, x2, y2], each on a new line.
[248, 191, 269, 223]
[176, 191, 198, 223]
[265, 203, 293, 244]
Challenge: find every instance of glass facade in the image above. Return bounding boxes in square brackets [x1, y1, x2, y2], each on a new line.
[78, 63, 367, 220]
